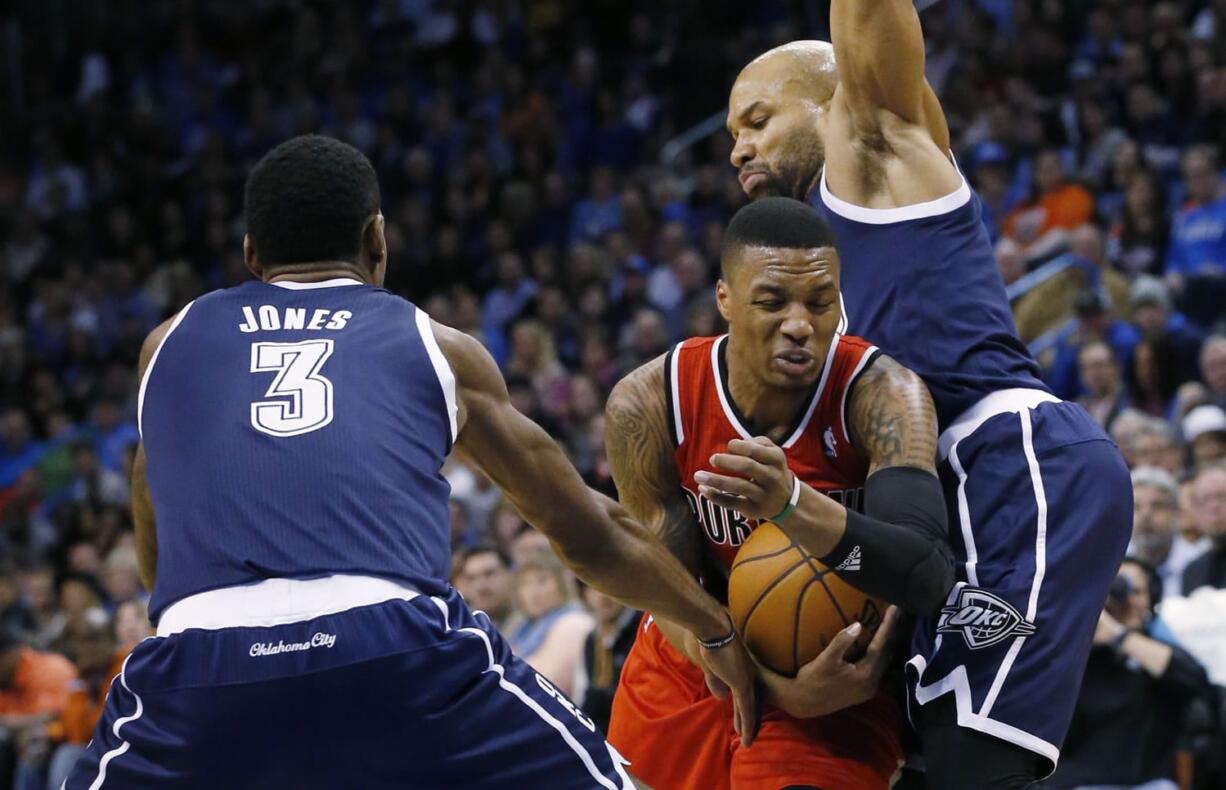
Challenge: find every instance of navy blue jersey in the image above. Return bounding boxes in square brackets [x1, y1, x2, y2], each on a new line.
[139, 278, 456, 620]
[812, 169, 1048, 430]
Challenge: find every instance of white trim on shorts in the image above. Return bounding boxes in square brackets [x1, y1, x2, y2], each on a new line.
[156, 575, 421, 636]
[453, 610, 634, 790]
[136, 300, 196, 438]
[414, 307, 459, 443]
[907, 393, 1060, 773]
[87, 653, 145, 790]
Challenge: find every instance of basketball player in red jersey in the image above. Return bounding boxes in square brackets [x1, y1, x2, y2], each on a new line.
[606, 198, 955, 789]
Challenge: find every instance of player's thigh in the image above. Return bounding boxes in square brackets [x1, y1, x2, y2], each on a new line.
[729, 709, 899, 790]
[607, 625, 735, 790]
[426, 622, 634, 790]
[919, 696, 1044, 790]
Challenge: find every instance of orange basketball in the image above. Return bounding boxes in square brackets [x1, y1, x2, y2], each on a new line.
[728, 522, 884, 677]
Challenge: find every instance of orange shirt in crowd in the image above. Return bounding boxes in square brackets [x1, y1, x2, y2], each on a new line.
[0, 647, 77, 716]
[47, 651, 126, 744]
[1004, 183, 1095, 244]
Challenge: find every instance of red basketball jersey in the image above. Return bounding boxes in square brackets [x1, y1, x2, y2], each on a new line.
[665, 333, 880, 571]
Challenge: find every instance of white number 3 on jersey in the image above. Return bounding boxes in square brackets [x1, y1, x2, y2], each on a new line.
[249, 340, 335, 437]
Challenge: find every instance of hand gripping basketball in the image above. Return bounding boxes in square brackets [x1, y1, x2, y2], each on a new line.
[756, 605, 901, 719]
[695, 437, 797, 521]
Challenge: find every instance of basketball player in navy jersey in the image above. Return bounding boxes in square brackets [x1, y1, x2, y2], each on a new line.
[724, 4, 1132, 789]
[64, 135, 757, 789]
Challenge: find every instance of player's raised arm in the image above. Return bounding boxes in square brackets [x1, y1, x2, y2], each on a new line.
[131, 317, 174, 591]
[434, 321, 759, 744]
[699, 354, 954, 615]
[830, 0, 926, 126]
[828, 1, 951, 155]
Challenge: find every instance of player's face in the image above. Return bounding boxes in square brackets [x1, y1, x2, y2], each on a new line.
[728, 64, 827, 201]
[717, 246, 841, 391]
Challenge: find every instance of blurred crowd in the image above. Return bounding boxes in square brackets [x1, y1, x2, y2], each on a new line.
[3, 0, 1226, 788]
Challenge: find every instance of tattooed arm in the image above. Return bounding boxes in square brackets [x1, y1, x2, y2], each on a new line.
[605, 356, 707, 664]
[698, 354, 954, 615]
[846, 354, 939, 476]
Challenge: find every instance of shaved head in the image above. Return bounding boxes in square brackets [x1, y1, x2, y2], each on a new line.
[741, 40, 839, 103]
[728, 40, 839, 200]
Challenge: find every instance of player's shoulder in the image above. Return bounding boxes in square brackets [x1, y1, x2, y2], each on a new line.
[608, 352, 667, 417]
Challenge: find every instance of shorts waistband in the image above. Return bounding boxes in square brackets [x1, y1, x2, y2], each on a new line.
[938, 388, 1061, 460]
[156, 574, 421, 637]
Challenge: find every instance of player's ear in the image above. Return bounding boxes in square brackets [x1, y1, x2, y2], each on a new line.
[716, 278, 732, 323]
[243, 235, 263, 280]
[365, 213, 387, 285]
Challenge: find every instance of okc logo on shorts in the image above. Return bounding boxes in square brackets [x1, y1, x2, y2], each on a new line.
[936, 588, 1036, 649]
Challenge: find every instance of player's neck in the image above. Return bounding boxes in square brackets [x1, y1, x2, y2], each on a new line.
[264, 263, 372, 285]
[725, 356, 811, 441]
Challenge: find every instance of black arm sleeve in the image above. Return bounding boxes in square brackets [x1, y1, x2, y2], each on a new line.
[818, 466, 955, 616]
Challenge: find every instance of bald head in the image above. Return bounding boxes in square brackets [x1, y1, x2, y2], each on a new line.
[739, 41, 839, 103]
[728, 41, 838, 201]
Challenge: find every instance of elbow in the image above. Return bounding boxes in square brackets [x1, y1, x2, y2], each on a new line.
[905, 547, 956, 617]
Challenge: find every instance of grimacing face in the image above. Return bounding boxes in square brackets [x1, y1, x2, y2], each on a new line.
[717, 246, 841, 391]
[727, 63, 827, 201]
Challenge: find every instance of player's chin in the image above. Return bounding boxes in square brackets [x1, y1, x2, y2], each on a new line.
[766, 361, 820, 389]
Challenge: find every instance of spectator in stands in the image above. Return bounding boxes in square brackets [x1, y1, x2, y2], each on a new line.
[578, 585, 639, 733]
[36, 609, 116, 790]
[1201, 333, 1226, 410]
[112, 599, 150, 659]
[1132, 419, 1184, 476]
[1128, 335, 1182, 419]
[0, 412, 40, 491]
[1052, 558, 1214, 790]
[1183, 405, 1226, 472]
[454, 544, 519, 633]
[1183, 465, 1226, 594]
[1014, 223, 1130, 343]
[1004, 148, 1095, 259]
[1167, 145, 1226, 284]
[507, 551, 593, 698]
[0, 628, 75, 785]
[1078, 340, 1130, 428]
[1167, 146, 1226, 327]
[1129, 276, 1206, 383]
[1044, 290, 1139, 400]
[995, 236, 1025, 287]
[1131, 466, 1188, 600]
[1110, 171, 1170, 278]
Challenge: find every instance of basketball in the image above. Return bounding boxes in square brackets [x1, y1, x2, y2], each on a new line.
[728, 522, 884, 677]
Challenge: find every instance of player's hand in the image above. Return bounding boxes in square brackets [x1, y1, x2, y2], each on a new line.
[695, 631, 761, 748]
[756, 606, 900, 719]
[695, 437, 795, 521]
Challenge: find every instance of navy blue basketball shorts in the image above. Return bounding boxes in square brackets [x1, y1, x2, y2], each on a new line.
[906, 393, 1132, 775]
[65, 585, 633, 789]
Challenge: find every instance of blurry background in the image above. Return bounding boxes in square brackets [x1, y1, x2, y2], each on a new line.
[2, 1, 1226, 788]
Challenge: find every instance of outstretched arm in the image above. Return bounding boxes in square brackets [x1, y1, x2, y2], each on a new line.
[697, 355, 954, 615]
[436, 323, 758, 742]
[132, 317, 174, 591]
[830, 0, 950, 152]
[604, 357, 707, 665]
[831, 0, 926, 126]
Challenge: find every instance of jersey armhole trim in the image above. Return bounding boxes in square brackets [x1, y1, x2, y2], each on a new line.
[136, 300, 197, 439]
[664, 343, 684, 447]
[415, 307, 459, 446]
[840, 346, 882, 447]
[819, 164, 971, 225]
